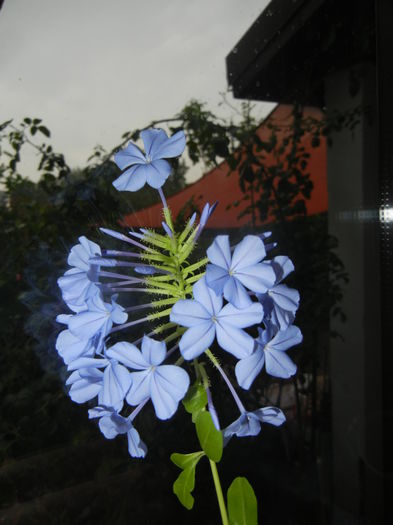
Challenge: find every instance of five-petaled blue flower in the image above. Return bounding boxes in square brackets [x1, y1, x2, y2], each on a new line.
[206, 235, 276, 309]
[256, 256, 300, 331]
[113, 128, 186, 192]
[106, 336, 190, 420]
[57, 236, 101, 312]
[170, 276, 263, 360]
[89, 407, 147, 458]
[235, 323, 302, 389]
[223, 406, 286, 445]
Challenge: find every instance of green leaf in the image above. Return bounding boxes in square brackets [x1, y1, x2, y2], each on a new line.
[170, 451, 205, 470]
[182, 383, 207, 415]
[195, 411, 223, 462]
[173, 467, 196, 510]
[38, 126, 50, 138]
[227, 477, 258, 525]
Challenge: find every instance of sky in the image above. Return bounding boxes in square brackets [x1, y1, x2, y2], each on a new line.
[0, 0, 273, 182]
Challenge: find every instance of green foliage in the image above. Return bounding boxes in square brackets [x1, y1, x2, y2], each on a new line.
[227, 477, 258, 525]
[170, 451, 205, 509]
[195, 411, 223, 463]
[182, 382, 208, 419]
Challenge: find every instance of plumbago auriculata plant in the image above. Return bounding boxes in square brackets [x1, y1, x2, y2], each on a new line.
[56, 128, 302, 524]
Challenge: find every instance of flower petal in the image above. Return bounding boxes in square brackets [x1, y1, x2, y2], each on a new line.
[179, 323, 215, 360]
[235, 347, 265, 390]
[215, 322, 254, 359]
[207, 235, 231, 269]
[223, 276, 251, 308]
[253, 406, 286, 426]
[150, 365, 190, 419]
[56, 329, 94, 365]
[231, 235, 266, 270]
[127, 427, 148, 458]
[235, 263, 276, 293]
[114, 142, 146, 170]
[113, 164, 147, 192]
[146, 159, 171, 189]
[192, 276, 223, 315]
[141, 335, 166, 366]
[99, 362, 132, 409]
[264, 348, 297, 379]
[270, 325, 302, 351]
[127, 370, 151, 405]
[152, 130, 186, 159]
[170, 299, 211, 327]
[141, 128, 168, 157]
[205, 264, 229, 295]
[106, 341, 149, 369]
[218, 302, 263, 328]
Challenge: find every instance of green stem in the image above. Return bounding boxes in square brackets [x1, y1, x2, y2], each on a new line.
[209, 459, 229, 525]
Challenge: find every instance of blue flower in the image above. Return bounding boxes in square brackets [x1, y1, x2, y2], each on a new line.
[235, 324, 302, 389]
[257, 256, 300, 331]
[67, 294, 127, 349]
[55, 329, 95, 365]
[205, 235, 276, 309]
[113, 128, 186, 192]
[66, 355, 132, 410]
[170, 276, 263, 360]
[89, 407, 147, 458]
[106, 336, 190, 420]
[223, 406, 286, 445]
[57, 236, 101, 312]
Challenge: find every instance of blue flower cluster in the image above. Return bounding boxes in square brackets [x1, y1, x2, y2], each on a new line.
[56, 128, 302, 457]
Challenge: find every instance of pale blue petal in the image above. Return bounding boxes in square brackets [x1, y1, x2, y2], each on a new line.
[271, 256, 294, 282]
[98, 415, 120, 439]
[110, 300, 128, 324]
[68, 237, 101, 269]
[56, 314, 72, 325]
[106, 341, 149, 369]
[235, 348, 265, 390]
[99, 362, 132, 409]
[223, 277, 251, 308]
[218, 302, 263, 328]
[127, 427, 148, 458]
[205, 264, 229, 295]
[265, 348, 297, 379]
[223, 413, 261, 445]
[141, 335, 166, 366]
[179, 323, 215, 360]
[270, 325, 302, 351]
[141, 128, 168, 157]
[170, 299, 210, 327]
[207, 235, 231, 269]
[231, 235, 266, 270]
[68, 370, 103, 403]
[113, 164, 147, 192]
[192, 276, 223, 315]
[152, 130, 186, 159]
[68, 310, 111, 340]
[114, 143, 146, 170]
[215, 322, 254, 359]
[150, 365, 190, 420]
[67, 356, 108, 371]
[235, 263, 276, 293]
[253, 406, 286, 426]
[56, 330, 93, 365]
[269, 285, 300, 311]
[146, 159, 171, 188]
[127, 370, 151, 405]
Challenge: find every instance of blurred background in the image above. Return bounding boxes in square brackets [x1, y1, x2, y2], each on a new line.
[0, 0, 392, 523]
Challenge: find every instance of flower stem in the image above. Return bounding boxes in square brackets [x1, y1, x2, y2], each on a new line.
[209, 459, 229, 525]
